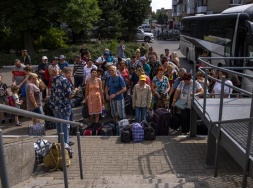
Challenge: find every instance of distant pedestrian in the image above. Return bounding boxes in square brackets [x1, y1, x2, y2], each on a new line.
[11, 86, 23, 126]
[58, 55, 69, 70]
[12, 59, 26, 90]
[21, 49, 31, 65]
[73, 55, 86, 88]
[79, 43, 88, 61]
[116, 40, 126, 59]
[139, 43, 147, 57]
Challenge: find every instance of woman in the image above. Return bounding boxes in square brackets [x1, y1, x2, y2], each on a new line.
[132, 75, 152, 122]
[151, 67, 170, 109]
[212, 70, 233, 98]
[26, 73, 42, 124]
[147, 47, 158, 61]
[18, 66, 33, 98]
[85, 68, 104, 123]
[172, 73, 204, 134]
[196, 71, 210, 90]
[171, 51, 180, 67]
[118, 60, 130, 90]
[165, 65, 178, 88]
[105, 66, 127, 122]
[135, 49, 141, 61]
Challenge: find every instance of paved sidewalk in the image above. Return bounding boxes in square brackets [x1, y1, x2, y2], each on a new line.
[13, 136, 253, 188]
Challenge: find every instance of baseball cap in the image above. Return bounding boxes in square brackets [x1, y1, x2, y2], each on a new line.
[139, 75, 146, 81]
[140, 56, 146, 61]
[59, 55, 65, 59]
[52, 56, 58, 61]
[42, 56, 48, 60]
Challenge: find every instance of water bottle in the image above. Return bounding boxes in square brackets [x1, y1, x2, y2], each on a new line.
[101, 105, 106, 118]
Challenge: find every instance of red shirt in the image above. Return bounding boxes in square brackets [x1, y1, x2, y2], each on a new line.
[120, 69, 129, 83]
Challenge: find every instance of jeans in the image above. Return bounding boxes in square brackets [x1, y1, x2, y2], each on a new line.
[135, 107, 147, 123]
[53, 111, 71, 144]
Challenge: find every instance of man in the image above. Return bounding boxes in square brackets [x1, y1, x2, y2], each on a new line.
[105, 66, 126, 121]
[116, 40, 126, 59]
[37, 56, 49, 99]
[21, 49, 31, 65]
[95, 53, 107, 69]
[58, 55, 69, 70]
[12, 59, 26, 89]
[83, 59, 97, 85]
[79, 43, 88, 61]
[48, 56, 60, 76]
[148, 55, 160, 79]
[139, 43, 147, 57]
[50, 67, 79, 146]
[73, 55, 86, 88]
[164, 49, 171, 61]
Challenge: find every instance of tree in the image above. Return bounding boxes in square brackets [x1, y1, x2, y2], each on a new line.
[0, 0, 101, 53]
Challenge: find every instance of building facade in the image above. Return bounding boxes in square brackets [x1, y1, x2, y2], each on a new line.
[172, 0, 253, 28]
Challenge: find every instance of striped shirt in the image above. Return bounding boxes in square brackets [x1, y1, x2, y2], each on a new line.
[12, 64, 26, 86]
[73, 61, 86, 77]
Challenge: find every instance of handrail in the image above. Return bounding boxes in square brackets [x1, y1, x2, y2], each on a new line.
[0, 103, 85, 188]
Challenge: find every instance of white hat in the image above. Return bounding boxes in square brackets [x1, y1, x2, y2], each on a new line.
[42, 56, 48, 60]
[59, 55, 66, 59]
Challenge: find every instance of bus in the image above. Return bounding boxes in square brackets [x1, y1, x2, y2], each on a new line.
[180, 4, 253, 67]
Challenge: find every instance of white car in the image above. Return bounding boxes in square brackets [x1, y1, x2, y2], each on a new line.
[135, 29, 154, 42]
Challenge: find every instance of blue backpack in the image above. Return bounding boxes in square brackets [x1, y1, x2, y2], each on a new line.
[132, 122, 144, 143]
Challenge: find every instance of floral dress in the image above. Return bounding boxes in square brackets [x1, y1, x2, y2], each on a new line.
[87, 79, 102, 115]
[152, 76, 169, 103]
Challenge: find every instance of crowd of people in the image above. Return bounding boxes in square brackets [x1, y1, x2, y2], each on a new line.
[1, 43, 236, 145]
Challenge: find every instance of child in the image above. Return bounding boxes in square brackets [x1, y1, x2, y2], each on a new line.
[11, 86, 23, 126]
[0, 75, 12, 124]
[132, 75, 152, 123]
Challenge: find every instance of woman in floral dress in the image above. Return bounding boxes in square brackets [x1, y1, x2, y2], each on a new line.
[85, 68, 104, 123]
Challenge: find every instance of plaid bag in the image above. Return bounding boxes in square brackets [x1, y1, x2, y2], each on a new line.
[34, 139, 52, 165]
[132, 122, 144, 143]
[28, 123, 45, 136]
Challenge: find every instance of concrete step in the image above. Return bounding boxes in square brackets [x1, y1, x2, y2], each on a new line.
[13, 174, 197, 188]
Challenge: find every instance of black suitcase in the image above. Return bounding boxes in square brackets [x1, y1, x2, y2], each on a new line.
[151, 108, 171, 136]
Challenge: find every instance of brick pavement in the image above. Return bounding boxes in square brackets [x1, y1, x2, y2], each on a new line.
[12, 136, 253, 188]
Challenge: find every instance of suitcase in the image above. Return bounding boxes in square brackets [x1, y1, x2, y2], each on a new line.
[151, 108, 171, 136]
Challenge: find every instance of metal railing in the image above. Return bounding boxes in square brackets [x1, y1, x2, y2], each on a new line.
[191, 57, 253, 187]
[0, 104, 84, 188]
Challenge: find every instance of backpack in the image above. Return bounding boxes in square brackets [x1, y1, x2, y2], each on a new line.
[141, 121, 156, 140]
[8, 96, 15, 107]
[132, 122, 144, 143]
[120, 126, 132, 143]
[83, 123, 102, 136]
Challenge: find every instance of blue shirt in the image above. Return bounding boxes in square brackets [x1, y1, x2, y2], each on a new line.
[106, 75, 126, 100]
[50, 74, 74, 115]
[58, 61, 69, 70]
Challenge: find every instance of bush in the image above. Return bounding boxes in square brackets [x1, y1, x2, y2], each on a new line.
[0, 41, 142, 66]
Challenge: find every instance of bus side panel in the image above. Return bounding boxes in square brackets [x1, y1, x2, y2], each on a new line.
[242, 69, 253, 92]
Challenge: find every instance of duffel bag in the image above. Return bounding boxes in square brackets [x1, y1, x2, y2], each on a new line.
[121, 126, 132, 143]
[28, 123, 45, 136]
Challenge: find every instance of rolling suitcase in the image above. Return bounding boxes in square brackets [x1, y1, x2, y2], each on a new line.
[151, 108, 171, 136]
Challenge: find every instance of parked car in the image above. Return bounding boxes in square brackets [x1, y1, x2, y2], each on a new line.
[135, 29, 154, 42]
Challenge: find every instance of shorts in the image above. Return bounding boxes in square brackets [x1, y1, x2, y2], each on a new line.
[32, 106, 42, 114]
[110, 99, 126, 119]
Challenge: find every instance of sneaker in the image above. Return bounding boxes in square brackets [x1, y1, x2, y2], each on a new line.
[15, 122, 22, 126]
[68, 141, 75, 146]
[9, 118, 12, 123]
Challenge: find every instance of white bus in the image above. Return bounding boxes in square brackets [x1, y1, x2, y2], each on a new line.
[180, 4, 253, 67]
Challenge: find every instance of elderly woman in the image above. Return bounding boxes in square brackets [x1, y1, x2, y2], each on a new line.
[26, 73, 42, 124]
[151, 67, 170, 109]
[105, 65, 127, 122]
[172, 72, 204, 135]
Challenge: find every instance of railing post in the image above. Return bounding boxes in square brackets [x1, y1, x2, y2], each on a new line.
[242, 88, 253, 187]
[76, 125, 84, 179]
[190, 61, 197, 137]
[214, 76, 226, 177]
[0, 129, 9, 188]
[60, 125, 68, 188]
[203, 69, 208, 116]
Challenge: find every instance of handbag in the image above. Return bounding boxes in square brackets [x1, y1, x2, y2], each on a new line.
[38, 79, 47, 92]
[175, 98, 188, 110]
[43, 143, 70, 170]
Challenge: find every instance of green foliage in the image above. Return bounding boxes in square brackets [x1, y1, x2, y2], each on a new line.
[35, 28, 68, 50]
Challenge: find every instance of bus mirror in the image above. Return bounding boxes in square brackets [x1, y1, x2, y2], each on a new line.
[245, 20, 253, 34]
